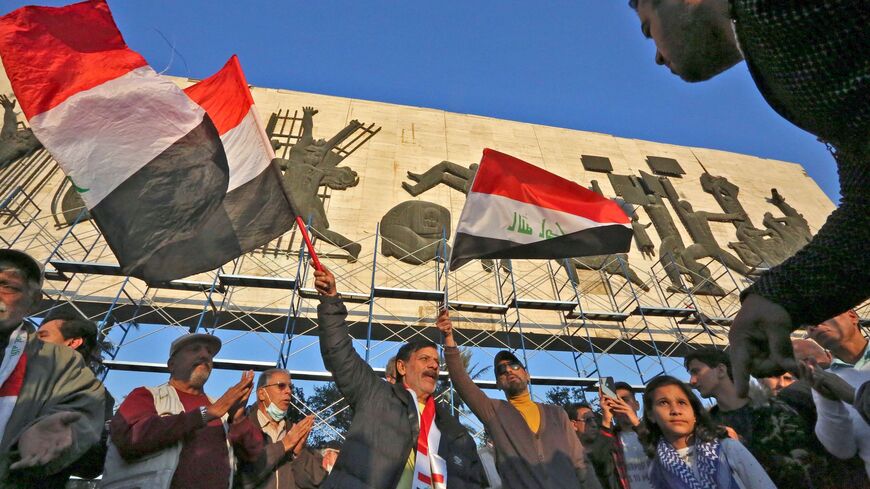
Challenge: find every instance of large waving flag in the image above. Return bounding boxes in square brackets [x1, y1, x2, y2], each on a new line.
[179, 55, 295, 270]
[449, 149, 632, 271]
[0, 1, 290, 282]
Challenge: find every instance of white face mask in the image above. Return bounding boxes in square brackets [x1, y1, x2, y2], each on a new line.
[263, 391, 287, 422]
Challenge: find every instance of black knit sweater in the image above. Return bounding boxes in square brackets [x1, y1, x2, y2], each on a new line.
[731, 0, 869, 325]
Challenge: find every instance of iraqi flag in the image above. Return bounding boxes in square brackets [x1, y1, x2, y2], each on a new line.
[449, 149, 632, 271]
[0, 1, 280, 282]
[179, 55, 295, 271]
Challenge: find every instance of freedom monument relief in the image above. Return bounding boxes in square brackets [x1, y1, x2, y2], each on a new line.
[0, 62, 845, 384]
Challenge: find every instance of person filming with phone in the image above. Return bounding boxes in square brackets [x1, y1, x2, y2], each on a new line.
[598, 379, 652, 489]
[437, 309, 600, 489]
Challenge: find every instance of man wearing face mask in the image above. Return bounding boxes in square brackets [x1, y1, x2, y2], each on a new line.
[437, 311, 600, 489]
[312, 266, 485, 489]
[235, 368, 328, 489]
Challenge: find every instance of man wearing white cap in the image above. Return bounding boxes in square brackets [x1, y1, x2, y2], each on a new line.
[103, 332, 262, 489]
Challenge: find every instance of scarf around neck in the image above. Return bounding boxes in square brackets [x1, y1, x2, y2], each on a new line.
[406, 388, 446, 489]
[652, 437, 736, 489]
[0, 324, 28, 441]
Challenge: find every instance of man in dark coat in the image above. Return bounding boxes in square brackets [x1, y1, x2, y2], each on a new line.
[312, 266, 486, 489]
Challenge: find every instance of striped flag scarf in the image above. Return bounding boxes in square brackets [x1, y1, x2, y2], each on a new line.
[0, 325, 28, 442]
[406, 388, 446, 489]
[652, 438, 737, 489]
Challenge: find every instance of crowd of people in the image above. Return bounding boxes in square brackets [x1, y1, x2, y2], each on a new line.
[0, 0, 866, 487]
[0, 250, 868, 488]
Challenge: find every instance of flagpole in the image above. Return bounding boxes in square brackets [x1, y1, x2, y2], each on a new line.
[254, 110, 325, 272]
[442, 226, 450, 310]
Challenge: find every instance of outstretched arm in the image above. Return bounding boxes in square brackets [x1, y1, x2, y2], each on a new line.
[701, 211, 744, 223]
[314, 267, 385, 407]
[299, 106, 318, 145]
[730, 148, 869, 396]
[319, 120, 364, 163]
[437, 311, 497, 423]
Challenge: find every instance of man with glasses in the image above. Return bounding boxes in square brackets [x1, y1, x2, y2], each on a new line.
[437, 311, 600, 489]
[235, 368, 328, 489]
[567, 403, 598, 441]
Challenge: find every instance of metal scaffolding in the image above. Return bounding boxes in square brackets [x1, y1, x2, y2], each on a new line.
[1, 159, 866, 445]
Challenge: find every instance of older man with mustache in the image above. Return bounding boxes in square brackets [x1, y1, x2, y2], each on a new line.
[312, 267, 485, 489]
[102, 334, 263, 489]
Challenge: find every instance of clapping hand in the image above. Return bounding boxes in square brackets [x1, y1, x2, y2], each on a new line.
[207, 371, 254, 422]
[283, 415, 315, 455]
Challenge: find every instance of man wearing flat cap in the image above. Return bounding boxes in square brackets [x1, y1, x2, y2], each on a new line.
[103, 332, 263, 489]
[0, 249, 106, 488]
[438, 311, 601, 489]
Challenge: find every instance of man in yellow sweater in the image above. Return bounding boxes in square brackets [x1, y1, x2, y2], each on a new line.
[438, 311, 601, 489]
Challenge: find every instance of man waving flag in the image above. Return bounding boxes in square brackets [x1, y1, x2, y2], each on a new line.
[449, 149, 632, 271]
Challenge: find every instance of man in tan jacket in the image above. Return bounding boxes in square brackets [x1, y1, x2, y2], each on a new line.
[437, 310, 600, 489]
[0, 249, 106, 488]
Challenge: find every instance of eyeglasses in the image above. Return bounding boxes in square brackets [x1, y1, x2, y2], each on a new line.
[262, 382, 292, 391]
[495, 362, 523, 377]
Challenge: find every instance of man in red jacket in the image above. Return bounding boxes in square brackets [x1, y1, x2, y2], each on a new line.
[104, 334, 262, 489]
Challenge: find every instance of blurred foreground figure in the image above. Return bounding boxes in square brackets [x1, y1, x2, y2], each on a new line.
[0, 249, 105, 488]
[628, 0, 870, 396]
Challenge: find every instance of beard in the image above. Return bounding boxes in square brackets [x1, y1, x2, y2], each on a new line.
[188, 363, 212, 388]
[503, 378, 527, 397]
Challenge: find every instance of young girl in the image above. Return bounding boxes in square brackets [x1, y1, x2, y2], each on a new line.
[640, 375, 776, 489]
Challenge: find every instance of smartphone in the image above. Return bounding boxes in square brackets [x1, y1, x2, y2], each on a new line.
[599, 376, 617, 399]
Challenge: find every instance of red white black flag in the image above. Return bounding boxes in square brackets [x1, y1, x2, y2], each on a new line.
[0, 1, 291, 282]
[449, 149, 632, 271]
[180, 55, 295, 269]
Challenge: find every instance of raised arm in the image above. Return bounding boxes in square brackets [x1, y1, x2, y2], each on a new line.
[320, 120, 363, 159]
[437, 311, 497, 423]
[298, 106, 317, 145]
[1, 95, 18, 141]
[314, 267, 385, 407]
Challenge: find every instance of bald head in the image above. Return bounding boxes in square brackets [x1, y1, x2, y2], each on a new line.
[792, 339, 832, 369]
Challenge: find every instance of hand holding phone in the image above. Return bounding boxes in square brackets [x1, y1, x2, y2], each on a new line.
[599, 376, 617, 399]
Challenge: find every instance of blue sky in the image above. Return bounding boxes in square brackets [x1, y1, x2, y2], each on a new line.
[0, 0, 840, 200]
[3, 0, 831, 408]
